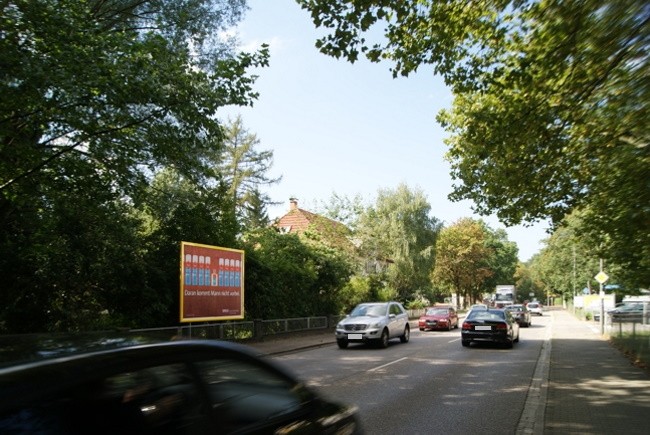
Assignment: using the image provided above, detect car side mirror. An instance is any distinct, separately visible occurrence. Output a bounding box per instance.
[389,314,396,319]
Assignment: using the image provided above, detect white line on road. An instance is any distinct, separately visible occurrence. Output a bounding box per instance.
[368,357,408,372]
[448,338,460,343]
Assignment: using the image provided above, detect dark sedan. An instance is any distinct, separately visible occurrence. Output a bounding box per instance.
[0,335,362,434]
[505,304,532,327]
[461,308,520,348]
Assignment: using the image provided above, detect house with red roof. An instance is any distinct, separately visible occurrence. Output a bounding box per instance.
[274,198,354,253]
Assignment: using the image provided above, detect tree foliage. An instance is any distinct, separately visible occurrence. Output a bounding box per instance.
[479,223,519,295]
[297,0,649,287]
[355,184,441,299]
[0,0,271,332]
[241,227,353,319]
[218,115,281,224]
[431,218,494,307]
[529,209,640,303]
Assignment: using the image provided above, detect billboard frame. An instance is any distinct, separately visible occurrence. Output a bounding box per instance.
[180,241,244,323]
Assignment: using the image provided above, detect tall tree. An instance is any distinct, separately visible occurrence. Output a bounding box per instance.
[0,0,268,332]
[297,0,650,287]
[240,187,271,229]
[480,223,519,297]
[241,227,353,319]
[217,115,281,224]
[356,184,441,299]
[431,218,493,307]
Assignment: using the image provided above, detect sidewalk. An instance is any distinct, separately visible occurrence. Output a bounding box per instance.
[543,309,650,435]
[246,311,650,434]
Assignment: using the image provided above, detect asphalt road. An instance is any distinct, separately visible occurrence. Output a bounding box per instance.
[271,315,551,434]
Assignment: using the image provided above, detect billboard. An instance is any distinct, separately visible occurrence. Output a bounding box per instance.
[180,241,244,322]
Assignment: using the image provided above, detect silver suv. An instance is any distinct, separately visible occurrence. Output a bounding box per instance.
[336,302,410,348]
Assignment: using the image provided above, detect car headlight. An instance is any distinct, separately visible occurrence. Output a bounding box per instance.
[370,322,383,328]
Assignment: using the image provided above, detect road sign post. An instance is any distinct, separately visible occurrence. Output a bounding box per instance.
[594,261,608,335]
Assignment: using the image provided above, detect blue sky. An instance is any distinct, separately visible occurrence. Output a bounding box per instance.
[220,0,550,262]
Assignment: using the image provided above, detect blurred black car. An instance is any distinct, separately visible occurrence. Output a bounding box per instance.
[504,304,532,327]
[461,308,520,348]
[0,334,362,434]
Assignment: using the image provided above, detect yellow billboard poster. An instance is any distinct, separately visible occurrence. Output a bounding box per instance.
[180,241,244,322]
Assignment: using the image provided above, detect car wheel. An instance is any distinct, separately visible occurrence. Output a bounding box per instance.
[515,330,520,343]
[400,324,410,343]
[379,329,389,348]
[337,339,348,349]
[461,340,470,347]
[447,322,452,331]
[419,328,424,331]
[505,339,514,349]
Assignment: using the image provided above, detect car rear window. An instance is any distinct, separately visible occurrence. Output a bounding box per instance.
[468,311,505,321]
[426,309,449,316]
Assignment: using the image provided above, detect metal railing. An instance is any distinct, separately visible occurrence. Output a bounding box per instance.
[131,315,338,342]
[131,310,426,342]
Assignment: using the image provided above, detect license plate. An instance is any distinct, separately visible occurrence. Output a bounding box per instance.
[348,334,362,340]
[475,325,491,331]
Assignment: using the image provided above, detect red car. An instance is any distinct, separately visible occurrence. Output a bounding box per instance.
[419,306,459,331]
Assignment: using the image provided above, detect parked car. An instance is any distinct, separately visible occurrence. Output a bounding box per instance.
[608,303,649,323]
[418,306,459,331]
[0,335,363,434]
[461,308,520,348]
[336,302,410,349]
[505,304,532,327]
[526,302,543,316]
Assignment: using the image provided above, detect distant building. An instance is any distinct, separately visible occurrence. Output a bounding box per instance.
[273,198,391,273]
[273,198,354,253]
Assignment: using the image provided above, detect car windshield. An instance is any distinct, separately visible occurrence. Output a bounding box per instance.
[351,304,387,317]
[507,306,524,312]
[468,310,506,321]
[425,308,449,316]
[528,303,538,307]
[618,304,643,312]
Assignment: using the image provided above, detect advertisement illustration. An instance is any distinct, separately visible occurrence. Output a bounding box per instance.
[180,241,244,322]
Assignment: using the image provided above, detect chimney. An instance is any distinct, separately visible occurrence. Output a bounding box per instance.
[289,197,298,211]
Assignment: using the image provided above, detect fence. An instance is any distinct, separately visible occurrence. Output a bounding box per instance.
[131,310,426,342]
[131,315,340,342]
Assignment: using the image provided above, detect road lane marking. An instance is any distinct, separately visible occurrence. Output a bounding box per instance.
[448,337,460,343]
[368,357,408,372]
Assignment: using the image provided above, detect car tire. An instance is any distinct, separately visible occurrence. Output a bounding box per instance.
[337,339,348,349]
[447,322,452,331]
[461,340,470,347]
[379,329,389,348]
[419,328,424,331]
[505,340,514,349]
[400,325,410,343]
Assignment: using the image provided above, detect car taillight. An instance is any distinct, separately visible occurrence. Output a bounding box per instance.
[495,323,507,330]
[462,322,472,330]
